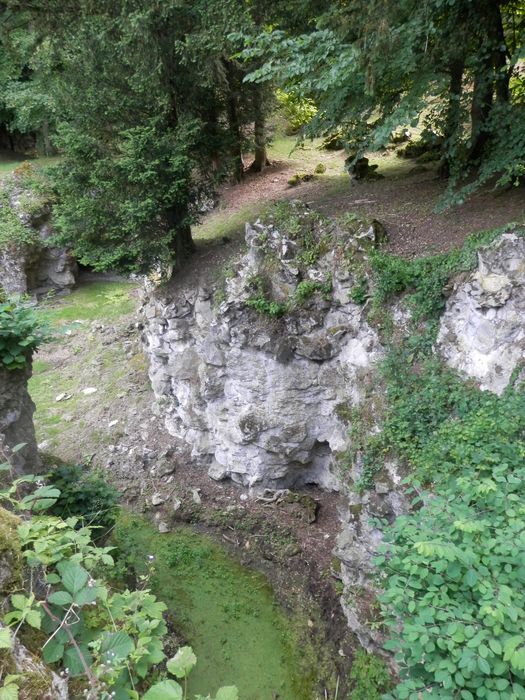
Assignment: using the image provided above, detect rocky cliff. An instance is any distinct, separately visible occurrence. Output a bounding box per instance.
[437,231,525,394]
[0,171,77,297]
[0,363,41,475]
[141,205,525,652]
[142,204,384,491]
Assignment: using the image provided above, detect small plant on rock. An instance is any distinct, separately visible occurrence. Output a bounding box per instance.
[0,300,51,371]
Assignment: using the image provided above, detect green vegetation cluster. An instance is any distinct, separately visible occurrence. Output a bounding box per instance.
[338,225,525,697]
[0,444,237,700]
[243,202,334,318]
[0,300,50,371]
[0,162,56,252]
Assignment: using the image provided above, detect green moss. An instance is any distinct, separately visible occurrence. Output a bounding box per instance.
[0,507,23,595]
[0,194,40,249]
[112,514,317,699]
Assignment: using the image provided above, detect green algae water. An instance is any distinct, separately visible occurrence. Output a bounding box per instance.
[113,515,315,699]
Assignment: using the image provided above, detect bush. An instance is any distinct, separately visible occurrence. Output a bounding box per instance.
[47,463,120,532]
[0,300,51,370]
[378,432,525,698]
[276,89,317,133]
[348,649,392,699]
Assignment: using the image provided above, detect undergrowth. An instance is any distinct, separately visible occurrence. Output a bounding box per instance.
[342,222,525,697]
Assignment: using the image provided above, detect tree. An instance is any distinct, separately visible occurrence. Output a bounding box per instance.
[243,0,525,203]
[6,0,238,273]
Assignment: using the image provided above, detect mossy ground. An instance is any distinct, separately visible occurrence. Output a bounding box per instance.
[113,513,316,699]
[28,281,141,454]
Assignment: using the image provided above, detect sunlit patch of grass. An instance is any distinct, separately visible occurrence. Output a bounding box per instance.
[40,281,136,326]
[0,154,62,177]
[193,203,263,242]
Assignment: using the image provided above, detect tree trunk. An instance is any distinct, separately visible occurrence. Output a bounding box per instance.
[166,205,195,269]
[468,2,510,163]
[224,60,245,182]
[440,55,465,178]
[41,119,52,156]
[468,61,494,163]
[491,3,510,103]
[250,85,271,173]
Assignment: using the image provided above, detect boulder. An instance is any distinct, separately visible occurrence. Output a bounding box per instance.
[437,232,525,394]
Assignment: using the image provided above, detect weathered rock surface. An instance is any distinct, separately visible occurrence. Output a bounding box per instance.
[335,459,409,652]
[438,232,525,394]
[142,207,525,655]
[0,177,77,297]
[0,364,41,475]
[142,205,384,491]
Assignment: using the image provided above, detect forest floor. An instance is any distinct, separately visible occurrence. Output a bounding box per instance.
[196,134,525,257]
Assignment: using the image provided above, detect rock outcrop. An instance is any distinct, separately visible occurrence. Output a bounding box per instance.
[0,173,77,297]
[438,232,525,394]
[335,459,410,652]
[142,208,525,655]
[0,364,41,475]
[142,204,384,491]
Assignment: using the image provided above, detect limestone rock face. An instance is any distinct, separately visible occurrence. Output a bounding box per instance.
[335,460,409,652]
[142,206,384,490]
[0,363,41,475]
[437,233,525,394]
[0,178,77,297]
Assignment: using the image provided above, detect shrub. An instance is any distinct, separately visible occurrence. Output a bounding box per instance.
[47,463,120,532]
[0,194,40,249]
[276,89,317,133]
[0,448,237,700]
[348,649,392,699]
[378,448,525,698]
[0,300,51,370]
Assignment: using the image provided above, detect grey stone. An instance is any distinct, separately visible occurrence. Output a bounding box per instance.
[438,232,525,394]
[141,205,384,491]
[0,363,41,475]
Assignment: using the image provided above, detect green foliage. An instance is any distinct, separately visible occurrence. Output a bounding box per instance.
[275,88,317,133]
[378,398,525,697]
[347,232,525,698]
[0,448,236,700]
[245,292,288,318]
[243,1,525,204]
[0,300,50,370]
[0,197,37,249]
[368,225,521,326]
[294,277,332,304]
[0,166,56,250]
[348,649,392,699]
[349,275,369,305]
[46,463,120,531]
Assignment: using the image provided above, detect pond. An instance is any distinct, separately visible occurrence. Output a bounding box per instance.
[113,515,316,700]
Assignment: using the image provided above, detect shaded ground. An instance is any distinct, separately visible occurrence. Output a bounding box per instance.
[195,137,525,259]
